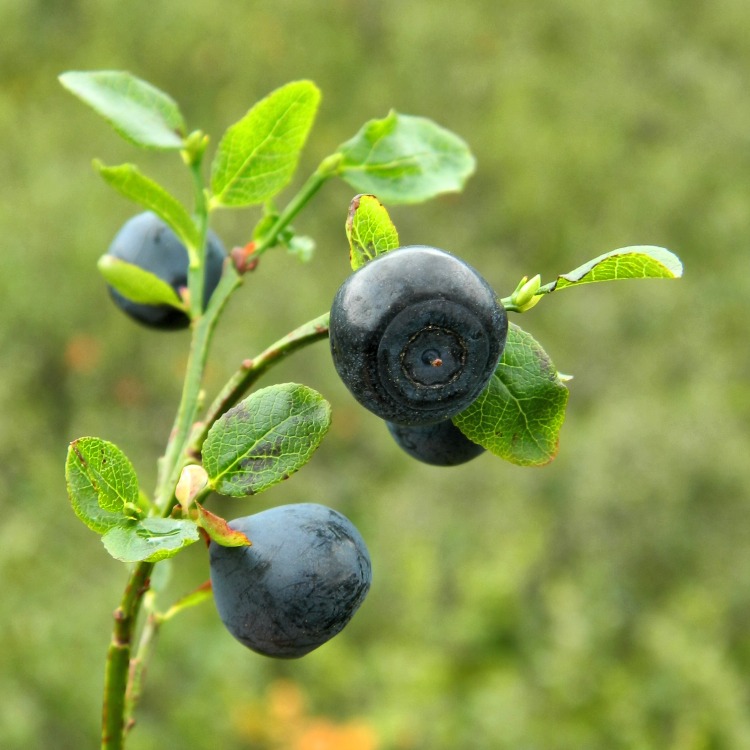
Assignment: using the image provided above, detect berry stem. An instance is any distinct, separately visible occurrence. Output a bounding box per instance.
[193,311,330,450]
[252,155,341,257]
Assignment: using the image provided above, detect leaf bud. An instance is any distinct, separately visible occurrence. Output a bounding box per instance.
[511,273,542,312]
[175,464,209,510]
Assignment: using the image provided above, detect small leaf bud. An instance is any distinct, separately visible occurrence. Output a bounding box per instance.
[175,464,209,510]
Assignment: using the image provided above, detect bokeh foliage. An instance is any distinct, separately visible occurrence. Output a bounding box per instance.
[1,0,749,748]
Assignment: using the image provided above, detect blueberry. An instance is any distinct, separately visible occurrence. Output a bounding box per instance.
[106,211,226,329]
[329,246,507,425]
[209,503,372,659]
[386,419,485,466]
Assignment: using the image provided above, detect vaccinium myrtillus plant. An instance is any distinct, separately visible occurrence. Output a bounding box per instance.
[60,70,683,749]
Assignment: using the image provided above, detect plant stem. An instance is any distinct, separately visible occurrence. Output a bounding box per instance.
[187,165,210,321]
[102,267,241,749]
[253,156,340,257]
[101,561,154,749]
[120,579,215,745]
[192,311,330,451]
[103,307,325,747]
[124,606,161,736]
[155,265,243,512]
[100,153,339,748]
[182,133,210,321]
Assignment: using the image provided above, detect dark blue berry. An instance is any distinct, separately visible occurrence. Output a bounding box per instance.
[387,419,485,466]
[209,503,372,659]
[329,246,507,425]
[106,211,226,330]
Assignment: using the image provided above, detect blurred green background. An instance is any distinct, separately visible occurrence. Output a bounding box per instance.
[2,0,749,748]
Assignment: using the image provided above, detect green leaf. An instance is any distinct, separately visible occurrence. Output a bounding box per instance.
[101,518,200,563]
[545,246,683,292]
[346,194,400,270]
[203,383,332,497]
[97,255,186,309]
[453,324,569,466]
[210,80,321,208]
[95,161,200,249]
[59,70,186,150]
[335,111,475,204]
[65,437,141,533]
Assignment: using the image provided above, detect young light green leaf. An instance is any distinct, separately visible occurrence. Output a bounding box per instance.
[101,518,200,563]
[203,383,332,497]
[346,194,400,270]
[160,581,214,622]
[95,161,200,249]
[453,324,569,466]
[97,255,186,309]
[544,246,683,292]
[284,233,316,263]
[252,207,280,241]
[195,503,251,547]
[250,202,316,260]
[335,111,475,204]
[65,437,141,533]
[210,80,321,208]
[59,70,186,150]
